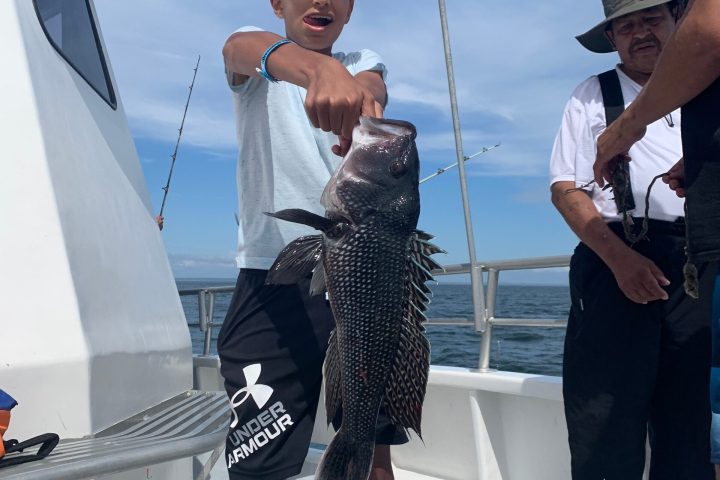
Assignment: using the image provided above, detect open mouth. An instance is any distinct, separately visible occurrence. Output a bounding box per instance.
[303,14,333,28]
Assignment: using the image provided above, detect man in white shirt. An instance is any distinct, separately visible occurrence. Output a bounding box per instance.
[550,0,717,477]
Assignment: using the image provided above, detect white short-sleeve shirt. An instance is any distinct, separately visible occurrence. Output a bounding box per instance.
[549,65,684,222]
[228,27,387,269]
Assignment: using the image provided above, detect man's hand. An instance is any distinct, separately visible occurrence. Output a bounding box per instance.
[609,248,670,304]
[304,59,378,151]
[594,112,647,187]
[662,157,685,198]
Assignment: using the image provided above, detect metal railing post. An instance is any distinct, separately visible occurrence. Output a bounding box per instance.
[198,290,215,357]
[438,0,487,333]
[203,292,215,356]
[203,292,215,357]
[478,268,499,372]
[198,290,207,331]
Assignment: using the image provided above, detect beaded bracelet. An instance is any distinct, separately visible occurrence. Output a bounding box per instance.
[255,39,293,83]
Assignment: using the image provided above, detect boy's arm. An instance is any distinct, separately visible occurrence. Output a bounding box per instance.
[223,31,377,142]
[593,0,720,186]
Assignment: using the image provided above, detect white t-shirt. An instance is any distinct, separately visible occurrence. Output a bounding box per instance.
[549,65,684,222]
[228,27,387,269]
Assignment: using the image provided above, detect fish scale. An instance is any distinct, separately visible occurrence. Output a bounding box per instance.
[326,219,408,441]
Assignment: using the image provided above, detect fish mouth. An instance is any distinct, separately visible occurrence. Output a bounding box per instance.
[354,117,416,145]
[303,13,334,30]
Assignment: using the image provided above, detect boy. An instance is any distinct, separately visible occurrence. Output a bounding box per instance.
[218,1,406,479]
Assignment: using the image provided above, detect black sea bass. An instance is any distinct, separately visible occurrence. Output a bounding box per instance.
[266,117,442,480]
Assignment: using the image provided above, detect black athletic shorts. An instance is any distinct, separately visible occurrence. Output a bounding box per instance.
[217,269,408,480]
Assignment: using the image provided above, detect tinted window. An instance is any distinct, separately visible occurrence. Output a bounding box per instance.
[34,0,116,108]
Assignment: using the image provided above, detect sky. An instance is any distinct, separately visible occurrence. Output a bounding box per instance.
[92,0,617,284]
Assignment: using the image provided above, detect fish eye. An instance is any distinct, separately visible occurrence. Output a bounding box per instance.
[389,160,407,178]
[325,221,350,240]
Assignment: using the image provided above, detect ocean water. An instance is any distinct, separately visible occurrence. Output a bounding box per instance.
[178,279,570,377]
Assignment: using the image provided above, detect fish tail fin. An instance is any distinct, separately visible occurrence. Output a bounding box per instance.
[316,431,374,480]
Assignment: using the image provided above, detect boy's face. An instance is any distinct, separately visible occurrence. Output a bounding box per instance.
[271,0,354,54]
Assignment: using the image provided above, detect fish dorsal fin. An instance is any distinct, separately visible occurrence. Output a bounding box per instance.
[323,329,342,425]
[383,231,444,438]
[265,235,323,285]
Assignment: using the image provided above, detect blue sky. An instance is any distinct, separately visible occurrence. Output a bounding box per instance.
[93,0,616,284]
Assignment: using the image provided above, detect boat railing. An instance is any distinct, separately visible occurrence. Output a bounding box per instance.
[179,254,571,371]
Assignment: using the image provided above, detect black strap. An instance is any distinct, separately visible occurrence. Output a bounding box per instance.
[598,69,636,211]
[0,433,59,468]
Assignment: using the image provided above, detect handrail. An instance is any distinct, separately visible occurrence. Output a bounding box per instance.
[178,255,572,367]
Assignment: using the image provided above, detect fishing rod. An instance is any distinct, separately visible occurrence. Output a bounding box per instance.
[159,55,201,220]
[420,143,501,184]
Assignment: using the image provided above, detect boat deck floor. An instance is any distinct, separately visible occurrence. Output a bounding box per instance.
[289,448,443,480]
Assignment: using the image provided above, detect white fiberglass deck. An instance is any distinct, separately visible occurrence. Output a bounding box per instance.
[296,366,570,480]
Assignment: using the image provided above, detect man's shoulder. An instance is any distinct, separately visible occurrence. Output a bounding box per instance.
[568,73,604,104]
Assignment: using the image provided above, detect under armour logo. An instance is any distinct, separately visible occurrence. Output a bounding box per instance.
[229,364,274,428]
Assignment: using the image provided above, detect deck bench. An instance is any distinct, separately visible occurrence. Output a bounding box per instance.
[2,390,229,480]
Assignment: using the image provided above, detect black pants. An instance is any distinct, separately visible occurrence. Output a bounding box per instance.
[564,221,717,480]
[217,269,407,480]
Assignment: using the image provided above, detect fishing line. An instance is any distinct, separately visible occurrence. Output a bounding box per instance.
[419,143,501,184]
[563,170,671,245]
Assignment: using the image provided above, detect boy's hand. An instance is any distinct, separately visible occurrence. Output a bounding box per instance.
[332,101,384,157]
[304,59,378,152]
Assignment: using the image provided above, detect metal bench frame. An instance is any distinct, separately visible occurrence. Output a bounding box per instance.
[3,390,229,480]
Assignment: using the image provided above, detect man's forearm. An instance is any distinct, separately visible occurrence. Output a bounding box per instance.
[626,0,720,126]
[551,182,630,270]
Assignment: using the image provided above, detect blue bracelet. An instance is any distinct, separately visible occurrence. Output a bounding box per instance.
[256,39,293,83]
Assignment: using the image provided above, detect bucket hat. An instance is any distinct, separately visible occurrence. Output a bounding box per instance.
[576,0,673,53]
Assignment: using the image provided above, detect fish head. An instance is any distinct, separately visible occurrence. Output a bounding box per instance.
[321,117,420,232]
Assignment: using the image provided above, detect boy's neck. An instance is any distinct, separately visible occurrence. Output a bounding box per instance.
[287,34,334,56]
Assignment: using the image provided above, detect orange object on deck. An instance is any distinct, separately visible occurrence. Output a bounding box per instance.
[0,410,10,458]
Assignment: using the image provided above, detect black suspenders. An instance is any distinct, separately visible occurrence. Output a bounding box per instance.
[598,69,636,211]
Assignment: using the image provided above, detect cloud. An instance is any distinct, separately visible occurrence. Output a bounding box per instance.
[95,0,613,178]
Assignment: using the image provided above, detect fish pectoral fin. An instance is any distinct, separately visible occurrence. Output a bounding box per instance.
[265,209,335,232]
[310,264,327,296]
[266,235,323,285]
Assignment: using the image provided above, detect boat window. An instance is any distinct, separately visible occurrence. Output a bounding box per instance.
[34,0,117,108]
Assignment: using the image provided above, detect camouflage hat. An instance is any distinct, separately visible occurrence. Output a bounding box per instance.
[576,0,673,53]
